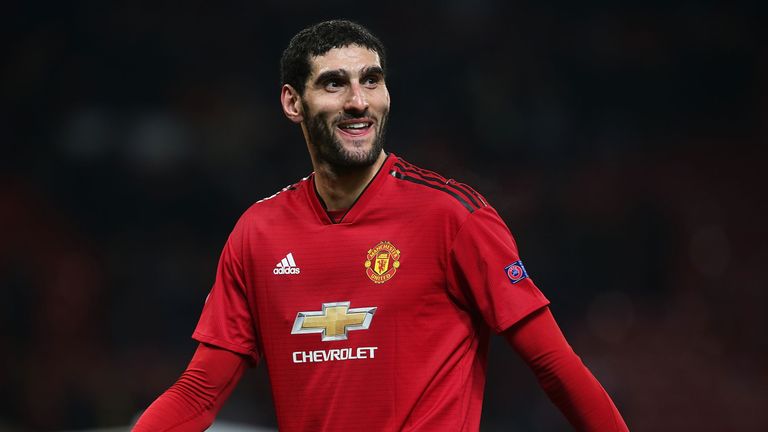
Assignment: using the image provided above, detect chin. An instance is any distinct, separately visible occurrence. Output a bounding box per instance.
[332,145,381,168]
[336,136,378,157]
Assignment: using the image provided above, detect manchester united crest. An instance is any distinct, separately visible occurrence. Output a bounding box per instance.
[364,241,401,284]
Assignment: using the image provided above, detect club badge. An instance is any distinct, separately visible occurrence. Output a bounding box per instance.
[365,241,401,284]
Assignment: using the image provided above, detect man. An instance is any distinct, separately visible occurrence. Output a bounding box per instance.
[134,20,629,431]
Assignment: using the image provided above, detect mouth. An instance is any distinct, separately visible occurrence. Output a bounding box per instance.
[336,118,374,138]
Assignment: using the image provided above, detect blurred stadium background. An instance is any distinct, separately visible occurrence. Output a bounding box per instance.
[2,0,765,431]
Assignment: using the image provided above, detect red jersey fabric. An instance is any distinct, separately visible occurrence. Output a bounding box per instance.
[193,153,550,431]
[132,344,246,432]
[505,308,629,431]
[133,308,628,431]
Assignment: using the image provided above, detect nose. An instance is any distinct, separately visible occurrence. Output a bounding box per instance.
[344,83,369,113]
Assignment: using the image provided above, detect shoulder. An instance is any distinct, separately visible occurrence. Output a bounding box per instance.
[236,175,310,227]
[389,155,489,215]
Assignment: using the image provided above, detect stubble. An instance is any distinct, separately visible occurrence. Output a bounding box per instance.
[303,103,388,170]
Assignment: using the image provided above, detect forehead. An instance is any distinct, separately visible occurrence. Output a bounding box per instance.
[309,45,382,76]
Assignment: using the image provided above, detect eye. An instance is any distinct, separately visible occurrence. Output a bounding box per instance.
[362,75,381,88]
[324,79,344,92]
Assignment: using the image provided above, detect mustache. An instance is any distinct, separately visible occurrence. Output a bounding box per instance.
[332,112,378,123]
[333,107,389,124]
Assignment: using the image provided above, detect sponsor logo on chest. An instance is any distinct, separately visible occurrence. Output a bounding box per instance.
[290,301,378,364]
[291,301,376,341]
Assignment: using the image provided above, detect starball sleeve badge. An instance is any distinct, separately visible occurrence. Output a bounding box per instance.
[364,241,401,284]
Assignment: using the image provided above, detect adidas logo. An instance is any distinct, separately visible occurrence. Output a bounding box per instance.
[273,252,301,275]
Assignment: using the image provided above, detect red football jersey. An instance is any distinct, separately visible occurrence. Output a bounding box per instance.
[193,154,549,431]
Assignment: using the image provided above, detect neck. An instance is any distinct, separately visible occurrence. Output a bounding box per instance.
[311,150,387,211]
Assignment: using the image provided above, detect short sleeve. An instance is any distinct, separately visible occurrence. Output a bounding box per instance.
[446,206,550,333]
[193,223,260,364]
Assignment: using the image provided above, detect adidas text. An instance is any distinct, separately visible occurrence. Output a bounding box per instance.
[274,267,301,275]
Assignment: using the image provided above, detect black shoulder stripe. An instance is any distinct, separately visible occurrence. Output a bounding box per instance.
[394,163,481,208]
[451,180,488,207]
[397,160,488,206]
[393,162,485,209]
[445,179,486,208]
[390,170,476,213]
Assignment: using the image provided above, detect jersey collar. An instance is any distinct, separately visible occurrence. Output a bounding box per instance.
[306,153,397,225]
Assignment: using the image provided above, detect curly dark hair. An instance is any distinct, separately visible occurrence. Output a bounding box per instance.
[280,20,386,95]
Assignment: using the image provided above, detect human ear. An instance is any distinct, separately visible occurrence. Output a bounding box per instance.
[281,84,303,124]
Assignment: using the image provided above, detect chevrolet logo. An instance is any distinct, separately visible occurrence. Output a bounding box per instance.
[291,301,377,342]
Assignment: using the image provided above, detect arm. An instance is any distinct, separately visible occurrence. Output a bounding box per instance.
[132,343,248,432]
[504,307,629,431]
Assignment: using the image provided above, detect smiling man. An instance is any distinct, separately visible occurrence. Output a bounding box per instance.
[294,46,388,165]
[283,41,391,213]
[133,20,629,431]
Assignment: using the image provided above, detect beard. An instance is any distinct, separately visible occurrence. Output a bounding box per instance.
[303,102,388,170]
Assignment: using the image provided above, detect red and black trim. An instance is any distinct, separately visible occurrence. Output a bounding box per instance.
[390,158,488,213]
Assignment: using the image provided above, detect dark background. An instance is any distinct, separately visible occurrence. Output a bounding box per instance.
[2,1,765,431]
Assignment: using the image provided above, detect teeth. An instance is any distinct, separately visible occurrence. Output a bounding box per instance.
[340,123,369,129]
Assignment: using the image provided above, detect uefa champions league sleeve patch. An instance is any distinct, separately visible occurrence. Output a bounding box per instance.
[504,260,529,284]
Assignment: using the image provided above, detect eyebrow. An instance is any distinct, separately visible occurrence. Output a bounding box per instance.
[314,69,349,85]
[361,66,385,78]
[313,66,385,85]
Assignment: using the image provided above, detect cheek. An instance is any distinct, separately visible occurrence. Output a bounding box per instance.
[303,94,343,115]
[372,90,391,112]
[305,105,339,125]
[315,102,345,120]
[311,110,343,130]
